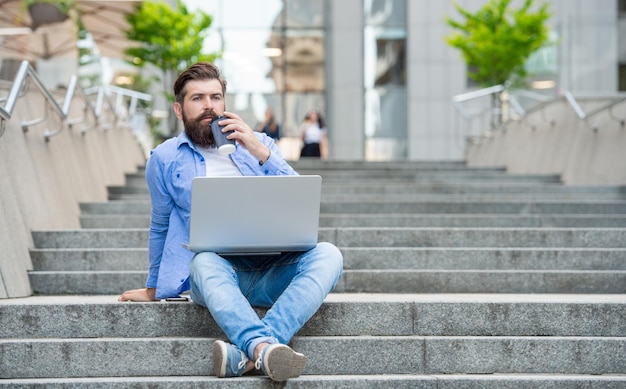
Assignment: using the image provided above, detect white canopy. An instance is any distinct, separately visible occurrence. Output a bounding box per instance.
[0,0,142,61]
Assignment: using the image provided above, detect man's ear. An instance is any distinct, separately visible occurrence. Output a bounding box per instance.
[173,102,183,120]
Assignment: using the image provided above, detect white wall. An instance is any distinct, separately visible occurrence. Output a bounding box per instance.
[407,0,469,160]
[396,0,618,161]
[326,0,365,160]
[0,85,146,298]
[466,97,626,185]
[552,0,618,92]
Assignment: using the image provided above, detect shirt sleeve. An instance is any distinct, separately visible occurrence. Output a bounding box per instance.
[256,133,298,176]
[144,150,175,289]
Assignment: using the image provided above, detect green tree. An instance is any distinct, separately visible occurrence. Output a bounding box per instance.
[445,0,551,88]
[124,0,217,134]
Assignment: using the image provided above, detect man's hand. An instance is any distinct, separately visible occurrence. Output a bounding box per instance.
[220,111,270,162]
[118,287,157,302]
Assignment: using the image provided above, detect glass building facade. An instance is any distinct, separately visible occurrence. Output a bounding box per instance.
[185,0,327,159]
[182,0,622,161]
[185,0,409,160]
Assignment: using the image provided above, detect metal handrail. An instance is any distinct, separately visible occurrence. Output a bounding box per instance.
[558,90,626,131]
[0,60,67,140]
[452,84,626,139]
[63,75,99,133]
[507,89,553,119]
[84,84,153,130]
[0,60,153,141]
[451,84,520,143]
[561,90,586,119]
[452,84,505,104]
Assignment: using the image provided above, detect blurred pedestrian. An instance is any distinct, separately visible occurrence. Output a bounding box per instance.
[299,109,328,159]
[258,106,281,141]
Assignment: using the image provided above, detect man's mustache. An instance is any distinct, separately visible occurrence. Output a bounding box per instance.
[196,110,218,122]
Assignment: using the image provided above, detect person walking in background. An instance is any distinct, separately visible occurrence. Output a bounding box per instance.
[258,106,281,141]
[299,109,328,159]
[117,62,343,382]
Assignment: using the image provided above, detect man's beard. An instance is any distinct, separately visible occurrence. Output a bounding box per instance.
[183,109,218,148]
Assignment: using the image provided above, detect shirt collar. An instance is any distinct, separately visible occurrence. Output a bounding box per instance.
[176,131,198,152]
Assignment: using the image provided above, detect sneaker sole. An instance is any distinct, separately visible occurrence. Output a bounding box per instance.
[263,344,306,382]
[212,340,228,378]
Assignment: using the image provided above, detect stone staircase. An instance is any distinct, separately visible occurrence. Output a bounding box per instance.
[1,160,625,387]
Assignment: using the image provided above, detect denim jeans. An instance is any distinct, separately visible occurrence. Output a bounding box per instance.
[189,242,343,360]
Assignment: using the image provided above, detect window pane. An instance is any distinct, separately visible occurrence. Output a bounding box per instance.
[284,92,325,136]
[364,0,407,161]
[215,29,281,94]
[364,26,406,87]
[364,0,406,27]
[364,86,407,160]
[283,30,325,92]
[185,0,327,156]
[286,0,324,28]
[188,0,283,28]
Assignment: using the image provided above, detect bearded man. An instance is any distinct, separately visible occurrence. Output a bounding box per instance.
[117,62,343,382]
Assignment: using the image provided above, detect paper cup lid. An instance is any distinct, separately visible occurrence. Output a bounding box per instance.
[218,144,236,155]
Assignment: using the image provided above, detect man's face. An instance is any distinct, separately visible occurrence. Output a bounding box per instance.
[175,79,225,148]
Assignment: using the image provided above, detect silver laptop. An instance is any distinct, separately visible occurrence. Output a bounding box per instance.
[186,175,322,255]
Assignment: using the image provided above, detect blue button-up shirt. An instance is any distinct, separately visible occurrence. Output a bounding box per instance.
[145,131,297,299]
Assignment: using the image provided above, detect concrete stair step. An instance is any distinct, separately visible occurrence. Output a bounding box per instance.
[321,200,626,214]
[320,193,626,201]
[27,269,626,294]
[28,270,146,294]
[110,180,626,196]
[322,214,626,227]
[1,295,624,379]
[129,160,508,172]
[108,194,626,203]
[334,269,626,293]
[128,163,506,176]
[31,228,626,249]
[79,200,626,215]
[110,194,626,202]
[2,294,624,338]
[30,248,148,271]
[7,160,626,385]
[122,173,561,187]
[343,247,626,270]
[2,374,625,388]
[29,247,626,271]
[79,213,626,228]
[108,189,626,201]
[124,164,551,176]
[287,160,474,170]
[295,170,563,181]
[316,183,626,196]
[0,335,623,378]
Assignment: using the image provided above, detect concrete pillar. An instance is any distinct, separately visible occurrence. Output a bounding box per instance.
[326,0,364,160]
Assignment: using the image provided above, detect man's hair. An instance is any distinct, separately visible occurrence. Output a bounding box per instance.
[173,62,227,104]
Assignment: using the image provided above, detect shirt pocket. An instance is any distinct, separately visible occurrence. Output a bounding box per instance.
[169,167,194,213]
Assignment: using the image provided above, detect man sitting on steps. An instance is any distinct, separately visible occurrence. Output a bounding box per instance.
[117,62,343,382]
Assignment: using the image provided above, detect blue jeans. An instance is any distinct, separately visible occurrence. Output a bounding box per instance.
[189,242,343,360]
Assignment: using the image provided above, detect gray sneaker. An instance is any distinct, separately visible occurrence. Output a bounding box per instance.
[254,344,306,382]
[212,340,249,378]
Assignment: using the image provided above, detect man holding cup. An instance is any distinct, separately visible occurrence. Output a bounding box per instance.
[117,62,343,382]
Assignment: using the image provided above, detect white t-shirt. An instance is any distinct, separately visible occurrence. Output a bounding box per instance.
[302,123,326,144]
[196,146,243,177]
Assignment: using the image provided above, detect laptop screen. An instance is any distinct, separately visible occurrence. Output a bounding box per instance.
[187,175,322,254]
